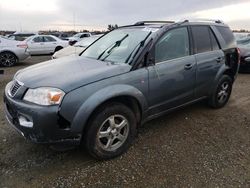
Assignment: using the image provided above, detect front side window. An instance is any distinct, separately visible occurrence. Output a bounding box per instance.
[81,28,153,64]
[155,27,190,63]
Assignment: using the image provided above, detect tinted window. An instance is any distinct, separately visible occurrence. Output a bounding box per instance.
[33,37,43,43]
[192,26,212,53]
[80,34,90,38]
[44,36,56,42]
[155,27,190,63]
[209,29,220,50]
[216,26,235,48]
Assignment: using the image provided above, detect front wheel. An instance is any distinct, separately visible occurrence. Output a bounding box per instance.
[0,52,18,67]
[208,75,233,108]
[84,103,137,160]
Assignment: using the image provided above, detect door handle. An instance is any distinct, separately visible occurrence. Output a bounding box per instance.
[184,64,193,70]
[216,57,223,63]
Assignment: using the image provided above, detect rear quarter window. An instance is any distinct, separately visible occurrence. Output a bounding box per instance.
[215,26,236,49]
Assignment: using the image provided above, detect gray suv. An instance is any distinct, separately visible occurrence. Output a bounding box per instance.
[4,20,240,159]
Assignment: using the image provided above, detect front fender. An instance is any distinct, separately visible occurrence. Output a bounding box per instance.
[70,84,148,133]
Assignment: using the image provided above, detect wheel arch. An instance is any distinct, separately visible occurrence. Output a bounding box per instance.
[209,64,234,96]
[70,84,148,134]
[0,50,19,61]
[55,46,63,52]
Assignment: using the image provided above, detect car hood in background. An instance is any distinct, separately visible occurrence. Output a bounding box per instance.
[53,46,85,59]
[15,56,131,92]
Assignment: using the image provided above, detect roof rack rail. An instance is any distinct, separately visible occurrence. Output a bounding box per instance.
[184,19,224,24]
[134,21,175,26]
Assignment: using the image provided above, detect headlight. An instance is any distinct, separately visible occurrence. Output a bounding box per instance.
[23,87,65,106]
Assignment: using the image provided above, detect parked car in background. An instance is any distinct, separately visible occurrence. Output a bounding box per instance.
[0,36,30,67]
[235,35,250,72]
[68,32,92,45]
[237,36,250,48]
[238,47,250,72]
[25,35,68,55]
[234,32,250,41]
[51,32,70,41]
[8,32,36,41]
[4,20,239,159]
[52,34,103,59]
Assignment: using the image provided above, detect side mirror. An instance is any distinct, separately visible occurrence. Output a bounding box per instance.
[245,57,250,62]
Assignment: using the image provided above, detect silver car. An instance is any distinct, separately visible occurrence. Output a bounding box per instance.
[0,37,30,67]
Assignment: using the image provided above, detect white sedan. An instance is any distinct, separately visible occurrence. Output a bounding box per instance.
[52,35,103,59]
[25,35,68,55]
[0,36,30,67]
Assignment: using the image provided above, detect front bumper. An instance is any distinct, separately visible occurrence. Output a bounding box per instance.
[3,83,81,145]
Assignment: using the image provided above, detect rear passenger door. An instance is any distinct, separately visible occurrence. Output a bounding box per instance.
[191,25,224,98]
[29,36,45,55]
[43,36,57,53]
[147,27,197,114]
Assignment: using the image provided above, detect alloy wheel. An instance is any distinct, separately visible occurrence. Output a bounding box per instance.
[97,115,129,151]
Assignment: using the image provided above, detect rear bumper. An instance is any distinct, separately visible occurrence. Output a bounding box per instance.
[17,50,30,61]
[3,83,81,145]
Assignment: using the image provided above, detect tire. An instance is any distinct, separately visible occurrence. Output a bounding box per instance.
[208,75,233,108]
[54,46,63,53]
[0,52,18,67]
[84,102,137,160]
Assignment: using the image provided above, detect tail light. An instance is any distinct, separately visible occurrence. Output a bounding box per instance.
[17,43,28,49]
[237,48,241,64]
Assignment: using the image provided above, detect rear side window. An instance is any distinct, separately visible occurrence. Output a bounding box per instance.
[192,26,221,53]
[210,29,220,50]
[44,36,56,42]
[191,26,211,53]
[216,26,235,48]
[33,37,43,43]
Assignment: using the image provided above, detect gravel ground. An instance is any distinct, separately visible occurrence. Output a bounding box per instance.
[0,56,249,188]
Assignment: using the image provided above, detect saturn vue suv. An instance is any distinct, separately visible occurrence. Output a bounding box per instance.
[4,20,240,159]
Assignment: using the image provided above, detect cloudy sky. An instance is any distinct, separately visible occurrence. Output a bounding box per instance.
[0,0,250,31]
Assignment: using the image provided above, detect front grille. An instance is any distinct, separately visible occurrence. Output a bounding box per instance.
[9,80,23,97]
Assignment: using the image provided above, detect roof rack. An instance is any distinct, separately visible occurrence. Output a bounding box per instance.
[184,19,224,24]
[134,21,175,26]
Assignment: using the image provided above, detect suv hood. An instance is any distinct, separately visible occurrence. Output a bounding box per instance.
[15,56,131,92]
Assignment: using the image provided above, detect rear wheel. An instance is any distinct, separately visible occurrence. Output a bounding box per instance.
[84,103,137,160]
[208,75,233,108]
[0,52,18,67]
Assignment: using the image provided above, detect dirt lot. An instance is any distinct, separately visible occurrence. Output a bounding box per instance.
[0,56,249,188]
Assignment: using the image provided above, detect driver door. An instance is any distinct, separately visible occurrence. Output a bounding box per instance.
[147,27,197,115]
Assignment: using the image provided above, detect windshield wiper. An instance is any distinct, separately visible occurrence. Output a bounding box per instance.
[97,34,129,60]
[125,31,152,64]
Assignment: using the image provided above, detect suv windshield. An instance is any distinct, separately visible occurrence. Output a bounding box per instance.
[81,28,153,64]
